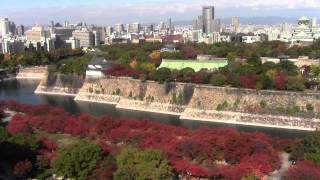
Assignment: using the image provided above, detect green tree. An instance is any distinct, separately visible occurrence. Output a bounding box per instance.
[227,52,237,61]
[302,131,320,164]
[114,147,173,180]
[154,67,172,83]
[53,140,103,180]
[210,74,226,86]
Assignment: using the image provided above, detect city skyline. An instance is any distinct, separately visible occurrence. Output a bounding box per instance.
[1,0,320,25]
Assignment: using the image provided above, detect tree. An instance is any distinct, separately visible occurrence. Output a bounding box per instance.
[180,67,195,82]
[210,74,226,86]
[149,50,162,65]
[227,52,237,61]
[285,77,305,91]
[114,147,173,180]
[53,140,103,180]
[284,161,320,180]
[154,67,172,83]
[301,131,320,164]
[14,160,33,179]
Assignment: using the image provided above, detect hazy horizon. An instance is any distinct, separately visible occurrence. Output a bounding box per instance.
[1,0,320,25]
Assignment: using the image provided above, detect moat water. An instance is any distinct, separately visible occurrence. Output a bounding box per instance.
[0,79,309,138]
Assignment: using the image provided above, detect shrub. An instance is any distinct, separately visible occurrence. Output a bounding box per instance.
[53,141,103,180]
[154,67,172,83]
[114,147,173,180]
[210,74,226,86]
[306,103,314,112]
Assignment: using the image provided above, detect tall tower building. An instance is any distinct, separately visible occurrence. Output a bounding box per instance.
[312,18,317,28]
[231,17,239,33]
[0,18,10,37]
[213,19,221,32]
[202,6,215,34]
[114,24,124,33]
[167,18,174,34]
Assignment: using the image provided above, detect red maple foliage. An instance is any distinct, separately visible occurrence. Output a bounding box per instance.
[106,64,143,78]
[2,101,283,179]
[6,114,32,135]
[284,161,320,180]
[239,75,259,89]
[275,71,288,90]
[14,160,32,177]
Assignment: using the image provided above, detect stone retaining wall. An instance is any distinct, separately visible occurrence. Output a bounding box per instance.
[64,76,320,130]
[35,73,84,96]
[16,66,47,79]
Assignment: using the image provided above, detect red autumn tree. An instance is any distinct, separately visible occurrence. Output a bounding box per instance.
[239,75,259,89]
[275,71,288,90]
[284,161,320,180]
[6,114,32,135]
[14,160,33,178]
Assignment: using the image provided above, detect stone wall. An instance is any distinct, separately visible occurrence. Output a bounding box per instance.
[16,66,47,79]
[75,76,320,130]
[75,77,194,114]
[35,73,84,96]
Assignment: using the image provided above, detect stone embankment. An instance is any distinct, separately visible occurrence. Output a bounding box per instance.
[54,76,320,130]
[16,66,47,80]
[35,73,84,96]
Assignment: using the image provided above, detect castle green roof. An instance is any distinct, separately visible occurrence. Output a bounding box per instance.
[159,59,228,72]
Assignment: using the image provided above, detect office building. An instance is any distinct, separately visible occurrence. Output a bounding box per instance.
[0,18,10,37]
[66,37,80,49]
[213,19,221,32]
[312,18,317,28]
[1,38,25,54]
[72,28,94,48]
[105,26,113,36]
[26,26,48,41]
[202,6,215,34]
[115,24,124,33]
[9,21,16,35]
[17,25,25,36]
[231,17,239,33]
[131,22,141,33]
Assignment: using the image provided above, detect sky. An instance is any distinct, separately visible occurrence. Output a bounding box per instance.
[1,0,320,25]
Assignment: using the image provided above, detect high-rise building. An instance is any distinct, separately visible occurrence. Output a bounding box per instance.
[131,22,141,33]
[26,26,48,41]
[312,18,317,28]
[66,37,80,49]
[167,18,174,34]
[64,21,70,27]
[72,28,94,48]
[231,17,239,33]
[202,6,215,34]
[17,25,25,36]
[281,23,292,33]
[9,21,16,35]
[93,30,101,46]
[213,19,221,32]
[0,18,10,37]
[105,26,114,36]
[114,24,124,33]
[2,38,25,54]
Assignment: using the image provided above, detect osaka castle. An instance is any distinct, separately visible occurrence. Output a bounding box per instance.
[290,16,320,45]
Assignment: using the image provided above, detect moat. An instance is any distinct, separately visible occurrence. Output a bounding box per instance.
[0,79,309,138]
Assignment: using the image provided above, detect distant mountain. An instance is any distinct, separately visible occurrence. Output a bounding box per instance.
[173,16,302,26]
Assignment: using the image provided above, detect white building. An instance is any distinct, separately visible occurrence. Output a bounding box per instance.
[1,38,25,54]
[0,18,10,38]
[66,37,80,49]
[86,57,111,77]
[242,35,261,43]
[72,28,94,48]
